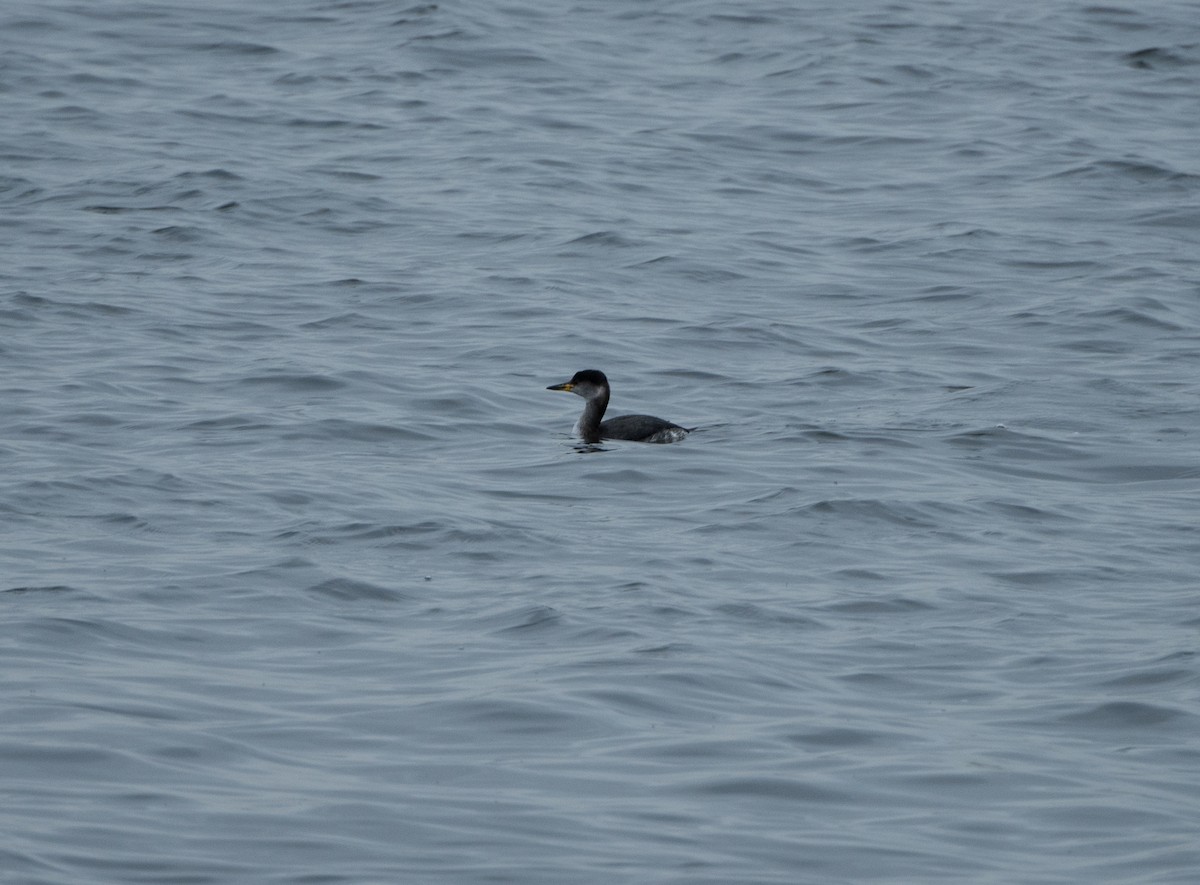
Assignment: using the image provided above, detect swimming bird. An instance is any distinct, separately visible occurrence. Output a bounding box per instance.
[546,369,690,444]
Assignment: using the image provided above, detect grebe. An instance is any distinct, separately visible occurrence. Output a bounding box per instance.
[547,369,690,444]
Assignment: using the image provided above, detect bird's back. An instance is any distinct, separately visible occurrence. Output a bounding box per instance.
[600,414,689,444]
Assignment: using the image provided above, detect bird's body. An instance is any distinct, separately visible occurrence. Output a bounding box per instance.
[546,369,690,444]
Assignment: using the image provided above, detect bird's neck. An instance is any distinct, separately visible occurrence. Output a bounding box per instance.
[578,392,609,443]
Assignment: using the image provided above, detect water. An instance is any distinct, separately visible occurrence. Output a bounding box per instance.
[3,1,1199,882]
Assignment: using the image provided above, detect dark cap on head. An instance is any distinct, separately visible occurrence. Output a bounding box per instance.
[568,369,607,386]
[547,369,609,392]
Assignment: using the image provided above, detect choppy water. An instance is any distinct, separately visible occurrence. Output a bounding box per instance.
[3,1,1200,882]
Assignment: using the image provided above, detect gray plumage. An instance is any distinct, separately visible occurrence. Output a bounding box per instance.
[546,369,690,444]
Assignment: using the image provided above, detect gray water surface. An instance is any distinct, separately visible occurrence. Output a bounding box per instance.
[3,1,1199,883]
